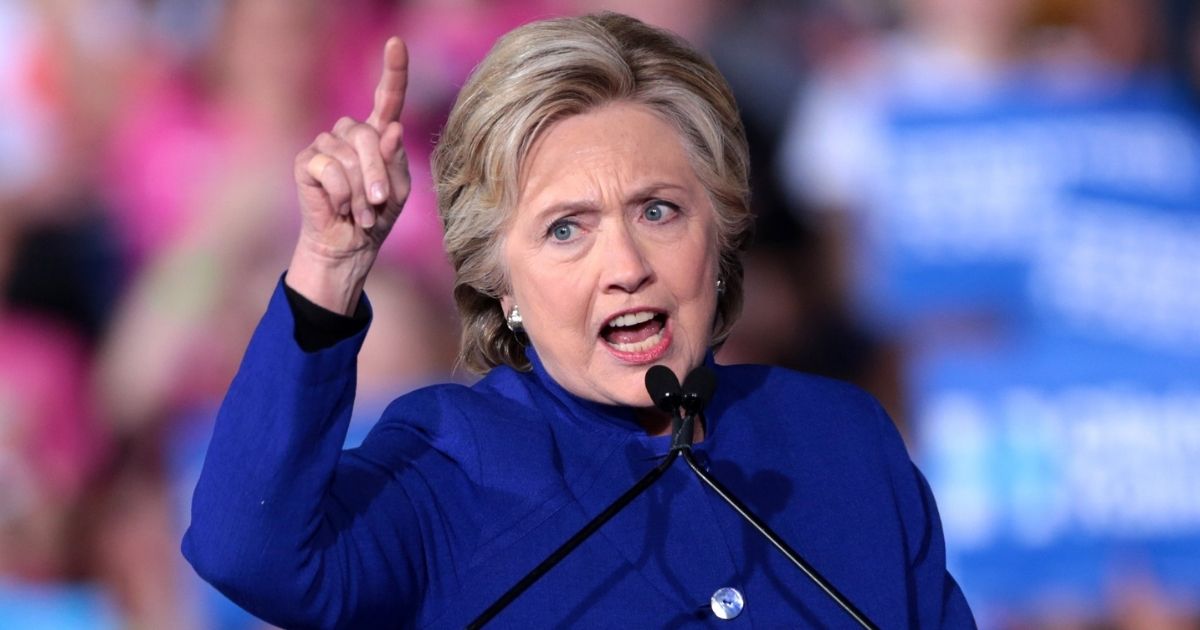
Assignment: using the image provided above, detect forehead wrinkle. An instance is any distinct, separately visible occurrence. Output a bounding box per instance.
[525,154,694,222]
[518,106,697,213]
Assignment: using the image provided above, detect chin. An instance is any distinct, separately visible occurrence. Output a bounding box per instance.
[606,359,692,408]
[600,378,656,409]
[622,390,656,409]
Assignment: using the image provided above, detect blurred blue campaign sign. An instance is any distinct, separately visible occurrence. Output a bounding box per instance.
[909,185,1200,619]
[1028,187,1200,358]
[911,337,1200,620]
[853,75,1200,330]
[0,582,121,630]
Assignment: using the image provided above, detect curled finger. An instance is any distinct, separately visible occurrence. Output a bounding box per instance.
[304,153,352,216]
[315,133,374,228]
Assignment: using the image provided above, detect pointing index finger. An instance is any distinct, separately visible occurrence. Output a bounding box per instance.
[367,37,408,129]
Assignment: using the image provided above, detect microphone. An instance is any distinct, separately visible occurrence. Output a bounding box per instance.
[644,365,682,413]
[657,365,716,452]
[644,364,714,416]
[681,365,716,416]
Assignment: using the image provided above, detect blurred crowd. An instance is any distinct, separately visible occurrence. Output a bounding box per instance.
[2,0,1199,628]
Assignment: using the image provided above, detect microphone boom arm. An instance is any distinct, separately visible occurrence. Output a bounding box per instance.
[679,448,877,629]
[466,449,681,629]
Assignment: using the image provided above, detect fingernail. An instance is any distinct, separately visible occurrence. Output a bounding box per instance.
[370,182,386,203]
[361,211,375,228]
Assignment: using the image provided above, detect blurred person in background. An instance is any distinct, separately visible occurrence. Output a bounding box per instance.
[1166,0,1200,109]
[0,0,132,627]
[89,1,331,626]
[96,0,326,434]
[1027,0,1166,81]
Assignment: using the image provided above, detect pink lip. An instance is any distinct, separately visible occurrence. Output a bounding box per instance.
[599,313,672,364]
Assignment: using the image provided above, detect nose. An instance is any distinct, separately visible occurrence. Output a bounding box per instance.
[602,222,654,294]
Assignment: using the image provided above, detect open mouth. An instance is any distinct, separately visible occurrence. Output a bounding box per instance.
[601,310,669,355]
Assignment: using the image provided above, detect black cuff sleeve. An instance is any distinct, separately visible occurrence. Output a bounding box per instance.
[283,281,370,352]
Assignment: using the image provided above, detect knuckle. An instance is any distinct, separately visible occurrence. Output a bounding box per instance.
[315,132,336,147]
[331,144,358,166]
[349,123,378,144]
[304,153,326,172]
[368,163,388,180]
[326,172,349,195]
[316,160,340,183]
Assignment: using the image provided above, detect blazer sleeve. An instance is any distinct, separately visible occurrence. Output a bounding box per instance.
[181,279,429,629]
[874,402,978,629]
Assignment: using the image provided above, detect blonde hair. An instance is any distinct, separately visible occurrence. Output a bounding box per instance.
[432,12,753,374]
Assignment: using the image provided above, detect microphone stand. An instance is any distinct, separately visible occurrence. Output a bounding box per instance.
[467,396,878,629]
[466,449,680,629]
[675,445,876,629]
[670,407,876,629]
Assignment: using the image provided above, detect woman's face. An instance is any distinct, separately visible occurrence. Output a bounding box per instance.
[502,102,720,408]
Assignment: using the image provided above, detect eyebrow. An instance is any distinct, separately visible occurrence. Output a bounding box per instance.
[531,182,691,224]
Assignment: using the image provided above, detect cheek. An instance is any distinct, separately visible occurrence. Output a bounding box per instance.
[684,236,720,297]
[521,267,596,335]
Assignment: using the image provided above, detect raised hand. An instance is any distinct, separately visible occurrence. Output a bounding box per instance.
[288,37,411,315]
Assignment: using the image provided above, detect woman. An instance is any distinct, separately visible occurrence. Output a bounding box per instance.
[184,12,975,628]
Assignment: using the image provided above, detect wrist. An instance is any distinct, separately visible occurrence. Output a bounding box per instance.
[286,243,375,316]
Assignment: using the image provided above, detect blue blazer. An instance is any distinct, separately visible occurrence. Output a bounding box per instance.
[183,282,975,628]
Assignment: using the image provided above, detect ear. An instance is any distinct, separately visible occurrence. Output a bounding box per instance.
[499,294,514,317]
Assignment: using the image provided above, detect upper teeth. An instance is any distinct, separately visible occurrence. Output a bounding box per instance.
[608,311,656,328]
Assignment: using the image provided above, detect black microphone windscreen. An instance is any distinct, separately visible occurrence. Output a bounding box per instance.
[681,365,717,411]
[645,365,682,412]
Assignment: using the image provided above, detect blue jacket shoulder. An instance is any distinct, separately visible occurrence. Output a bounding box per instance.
[715,363,892,431]
[353,367,558,487]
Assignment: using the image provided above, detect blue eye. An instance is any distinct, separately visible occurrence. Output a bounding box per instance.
[643,201,677,222]
[549,221,577,241]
